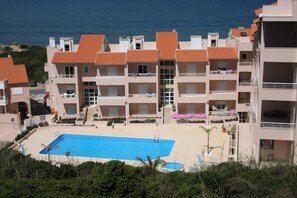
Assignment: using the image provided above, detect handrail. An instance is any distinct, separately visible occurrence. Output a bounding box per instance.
[239,62,252,66]
[56,74,75,78]
[60,93,76,98]
[179,73,206,77]
[238,82,252,86]
[0,96,6,100]
[179,94,206,97]
[128,73,156,77]
[209,90,236,94]
[263,82,297,89]
[260,122,295,128]
[96,75,125,79]
[209,70,237,74]
[129,93,156,98]
[98,96,125,99]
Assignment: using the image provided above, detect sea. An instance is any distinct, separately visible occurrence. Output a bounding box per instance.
[0,0,275,46]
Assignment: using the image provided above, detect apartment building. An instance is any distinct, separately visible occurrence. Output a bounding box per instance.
[45,29,255,124]
[251,0,297,162]
[0,57,30,142]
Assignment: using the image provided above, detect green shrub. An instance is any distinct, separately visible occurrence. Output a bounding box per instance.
[15,124,38,141]
[210,120,224,123]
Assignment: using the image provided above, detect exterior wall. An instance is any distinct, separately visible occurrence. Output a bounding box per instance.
[178,103,205,114]
[0,113,22,142]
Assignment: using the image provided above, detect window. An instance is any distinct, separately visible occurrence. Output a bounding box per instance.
[240,32,247,37]
[138,65,147,74]
[160,61,164,66]
[65,66,74,77]
[84,66,89,73]
[65,44,70,51]
[160,60,175,66]
[11,87,24,95]
[260,140,274,149]
[211,39,216,47]
[83,82,96,86]
[160,69,174,85]
[160,88,174,105]
[238,112,248,123]
[136,43,141,49]
[241,53,247,61]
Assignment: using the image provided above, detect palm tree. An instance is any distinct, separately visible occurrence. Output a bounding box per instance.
[198,126,218,154]
[136,156,165,176]
[41,144,59,163]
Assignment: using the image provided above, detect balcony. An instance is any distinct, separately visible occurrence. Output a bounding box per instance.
[128,93,157,103]
[262,82,297,101]
[127,73,157,82]
[0,96,8,106]
[176,94,207,103]
[208,90,236,100]
[0,81,7,89]
[209,70,237,80]
[97,96,126,105]
[54,74,76,84]
[176,73,207,82]
[238,62,252,72]
[237,103,250,112]
[96,75,125,85]
[60,93,77,103]
[260,122,295,129]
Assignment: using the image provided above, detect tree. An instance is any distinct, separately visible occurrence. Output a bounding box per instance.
[41,144,59,163]
[198,126,218,154]
[136,156,165,176]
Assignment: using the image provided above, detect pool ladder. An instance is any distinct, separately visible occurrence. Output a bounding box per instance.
[54,131,61,138]
[154,134,160,143]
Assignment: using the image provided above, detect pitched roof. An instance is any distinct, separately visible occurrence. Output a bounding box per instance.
[76,35,105,63]
[52,34,105,64]
[0,57,28,84]
[176,50,208,62]
[253,18,260,24]
[156,32,178,60]
[207,47,238,59]
[230,28,253,38]
[126,50,158,63]
[95,52,126,65]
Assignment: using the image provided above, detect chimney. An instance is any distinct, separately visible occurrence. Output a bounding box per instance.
[132,36,144,50]
[119,36,131,52]
[208,33,219,47]
[59,37,74,52]
[191,35,202,49]
[49,37,56,47]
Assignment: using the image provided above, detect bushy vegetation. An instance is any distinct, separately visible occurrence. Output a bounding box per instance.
[0,45,47,82]
[15,125,39,141]
[1,148,297,197]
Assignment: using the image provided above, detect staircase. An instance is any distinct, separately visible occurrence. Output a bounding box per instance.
[84,106,95,125]
[163,105,174,124]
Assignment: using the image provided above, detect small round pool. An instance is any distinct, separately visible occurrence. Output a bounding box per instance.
[162,162,184,171]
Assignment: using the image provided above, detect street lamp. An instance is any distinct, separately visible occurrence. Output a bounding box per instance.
[11,118,15,142]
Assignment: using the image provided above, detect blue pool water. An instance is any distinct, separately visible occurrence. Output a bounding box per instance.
[162,162,184,171]
[40,134,175,161]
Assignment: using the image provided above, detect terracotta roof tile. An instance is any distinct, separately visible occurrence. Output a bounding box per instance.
[52,52,77,63]
[176,50,208,62]
[95,53,126,65]
[0,57,28,84]
[156,32,178,60]
[207,47,238,59]
[76,35,105,63]
[230,28,253,38]
[126,50,158,63]
[253,18,260,24]
[52,34,105,64]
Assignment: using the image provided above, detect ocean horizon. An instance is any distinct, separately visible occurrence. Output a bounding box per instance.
[0,0,274,46]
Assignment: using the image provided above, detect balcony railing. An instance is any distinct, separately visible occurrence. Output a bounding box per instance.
[260,122,295,129]
[239,62,252,66]
[60,93,76,98]
[56,74,75,78]
[179,73,206,77]
[209,90,236,94]
[209,70,237,74]
[129,93,156,98]
[238,102,250,106]
[96,75,125,80]
[0,96,6,100]
[128,73,156,77]
[238,82,252,86]
[98,96,125,99]
[179,94,206,97]
[262,82,297,89]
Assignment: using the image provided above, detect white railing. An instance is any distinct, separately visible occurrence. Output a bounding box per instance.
[209,90,236,94]
[239,62,252,66]
[179,73,206,77]
[56,74,75,78]
[239,82,252,86]
[129,93,156,98]
[179,94,206,97]
[98,96,125,99]
[96,75,125,80]
[209,70,237,74]
[0,96,6,100]
[60,93,76,98]
[128,73,156,77]
[262,82,297,89]
[260,122,295,129]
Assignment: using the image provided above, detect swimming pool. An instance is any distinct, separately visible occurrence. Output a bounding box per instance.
[162,162,184,171]
[40,134,175,161]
